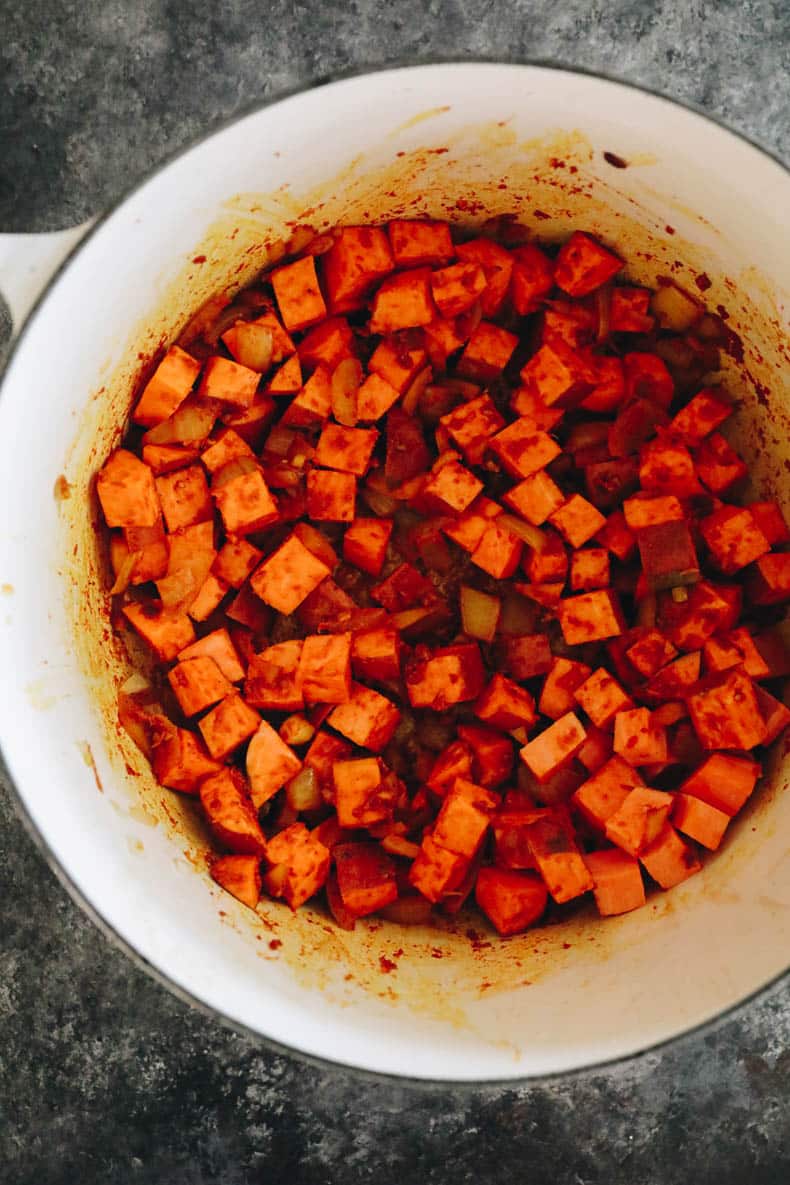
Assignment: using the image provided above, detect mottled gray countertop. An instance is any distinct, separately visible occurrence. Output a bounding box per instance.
[2,2,790,1182]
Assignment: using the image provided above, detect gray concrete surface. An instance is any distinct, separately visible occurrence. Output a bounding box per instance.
[2,2,790,1181]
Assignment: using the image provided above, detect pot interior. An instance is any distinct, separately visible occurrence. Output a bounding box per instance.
[2,65,789,1080]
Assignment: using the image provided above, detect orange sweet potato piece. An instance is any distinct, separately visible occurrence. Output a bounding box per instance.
[419,458,483,515]
[672,793,730,850]
[687,667,767,751]
[333,757,393,828]
[430,260,487,317]
[369,267,437,334]
[155,464,212,532]
[558,589,624,646]
[457,322,518,382]
[490,418,561,479]
[604,786,673,856]
[457,726,513,789]
[583,849,645,916]
[623,352,674,408]
[198,355,260,409]
[700,506,770,573]
[549,495,606,548]
[266,353,303,395]
[520,340,597,409]
[475,867,548,935]
[669,387,733,444]
[211,539,262,590]
[199,768,267,855]
[168,655,233,717]
[306,469,356,522]
[525,811,594,903]
[475,673,536,731]
[596,510,636,562]
[471,520,522,579]
[520,713,587,783]
[504,470,564,526]
[151,726,222,792]
[97,449,161,528]
[298,633,352,704]
[409,834,468,904]
[298,316,355,371]
[200,428,255,475]
[569,548,610,592]
[388,219,454,267]
[210,854,262,909]
[195,687,258,760]
[610,286,654,333]
[133,346,202,426]
[581,356,626,414]
[213,468,279,535]
[626,629,677,678]
[539,658,593,720]
[245,719,302,810]
[748,501,790,546]
[355,372,400,422]
[640,823,701,888]
[351,627,402,683]
[328,682,401,752]
[266,823,331,909]
[571,755,643,829]
[179,628,245,683]
[336,842,398,915]
[746,553,790,605]
[244,640,304,712]
[122,601,196,661]
[509,243,554,314]
[405,643,486,710]
[142,444,202,475]
[695,431,747,493]
[678,752,761,816]
[250,534,331,614]
[756,685,790,744]
[554,231,622,296]
[574,667,633,729]
[315,423,378,476]
[426,740,474,795]
[368,339,428,394]
[456,238,513,316]
[271,255,327,331]
[323,226,394,312]
[343,517,393,577]
[439,393,505,465]
[613,707,668,766]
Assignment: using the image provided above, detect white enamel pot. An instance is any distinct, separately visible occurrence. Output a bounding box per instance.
[1,64,789,1083]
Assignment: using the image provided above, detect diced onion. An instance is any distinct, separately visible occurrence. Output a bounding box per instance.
[401,365,433,415]
[231,324,274,373]
[379,895,434,925]
[285,767,322,813]
[331,358,363,426]
[460,585,501,643]
[498,514,547,550]
[651,283,702,331]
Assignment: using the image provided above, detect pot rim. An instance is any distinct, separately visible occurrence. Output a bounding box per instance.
[1,59,788,1089]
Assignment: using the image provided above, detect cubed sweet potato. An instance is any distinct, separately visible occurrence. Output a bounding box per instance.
[298,633,352,704]
[613,707,668,766]
[368,339,428,394]
[156,464,213,532]
[695,431,747,493]
[331,758,388,828]
[168,656,233,717]
[554,231,622,296]
[245,719,302,810]
[640,823,701,888]
[746,553,790,605]
[122,601,196,661]
[314,423,378,476]
[429,260,487,318]
[520,340,597,408]
[456,727,514,789]
[475,674,537,731]
[525,811,594,903]
[639,437,700,497]
[456,238,513,316]
[323,226,395,312]
[605,786,673,856]
[306,469,357,522]
[198,693,260,760]
[623,352,674,408]
[298,316,355,371]
[520,713,587,783]
[97,449,161,529]
[405,643,485,709]
[151,726,222,792]
[626,629,677,678]
[439,394,505,465]
[570,548,610,592]
[504,470,565,526]
[199,768,267,855]
[610,286,654,333]
[271,255,327,331]
[244,640,304,711]
[558,589,624,645]
[700,506,770,573]
[748,501,790,546]
[328,682,401,751]
[250,533,331,614]
[457,322,518,382]
[669,387,733,445]
[678,752,761,816]
[574,667,633,729]
[133,346,202,426]
[350,627,402,683]
[198,355,260,409]
[356,373,400,422]
[490,418,561,479]
[471,520,522,579]
[388,219,454,267]
[501,633,552,680]
[475,867,548,935]
[571,755,643,829]
[266,822,331,909]
[266,353,303,395]
[213,468,279,536]
[539,658,593,720]
[282,364,333,426]
[687,667,767,751]
[509,243,554,314]
[369,267,437,333]
[672,793,730,850]
[442,495,503,552]
[549,495,607,549]
[583,849,645,916]
[336,842,398,915]
[210,854,262,909]
[179,627,245,683]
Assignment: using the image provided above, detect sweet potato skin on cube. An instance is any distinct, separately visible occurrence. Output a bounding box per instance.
[475,867,548,935]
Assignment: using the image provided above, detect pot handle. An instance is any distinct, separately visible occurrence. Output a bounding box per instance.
[0,220,96,348]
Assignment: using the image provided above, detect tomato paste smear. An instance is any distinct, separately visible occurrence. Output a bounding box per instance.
[98,220,789,936]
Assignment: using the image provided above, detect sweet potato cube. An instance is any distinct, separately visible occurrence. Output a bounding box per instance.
[343,517,393,577]
[298,633,352,704]
[574,667,633,729]
[244,640,304,711]
[332,758,388,828]
[700,506,770,573]
[304,729,352,793]
[558,589,624,645]
[266,353,303,395]
[323,226,394,312]
[570,548,610,592]
[582,356,627,414]
[695,431,747,493]
[511,386,565,429]
[490,419,561,479]
[509,243,554,314]
[520,713,586,783]
[427,782,491,860]
[703,633,746,675]
[756,685,790,744]
[456,237,514,317]
[439,394,505,465]
[520,340,597,408]
[687,667,767,751]
[613,707,668,766]
[200,428,255,475]
[420,459,483,515]
[198,693,260,760]
[661,580,736,650]
[539,658,593,720]
[370,562,438,613]
[306,469,356,522]
[336,842,398,916]
[583,849,646,916]
[457,727,514,789]
[367,339,428,394]
[221,397,276,446]
[610,286,654,333]
[369,267,437,334]
[523,530,568,585]
[297,316,355,371]
[245,719,302,810]
[475,867,548,935]
[282,364,332,426]
[210,854,262,909]
[623,495,684,531]
[678,752,761,816]
[571,756,643,829]
[746,553,790,605]
[639,437,699,497]
[405,643,485,710]
[224,583,271,633]
[198,355,260,409]
[475,674,536,731]
[554,231,622,296]
[266,823,330,909]
[504,470,564,526]
[213,468,279,536]
[122,601,195,661]
[329,682,400,752]
[351,627,402,682]
[471,521,522,579]
[442,495,503,552]
[409,834,468,904]
[199,768,267,856]
[133,346,201,426]
[718,627,770,679]
[111,522,169,585]
[142,444,201,475]
[211,539,262,590]
[97,449,161,529]
[640,823,701,888]
[388,219,453,267]
[577,724,613,773]
[315,423,378,476]
[672,794,730,850]
[250,534,331,615]
[501,633,552,680]
[626,629,677,678]
[355,373,400,422]
[168,656,233,717]
[151,727,222,792]
[491,812,539,871]
[426,740,473,796]
[179,628,245,683]
[232,310,295,364]
[638,520,700,591]
[549,495,606,549]
[670,387,733,445]
[525,812,594,903]
[623,352,674,408]
[155,464,212,532]
[271,255,327,331]
[596,510,636,562]
[430,260,487,317]
[605,786,673,856]
[457,322,518,381]
[748,501,790,546]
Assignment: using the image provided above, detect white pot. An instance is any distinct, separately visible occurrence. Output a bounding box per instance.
[0,63,788,1083]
